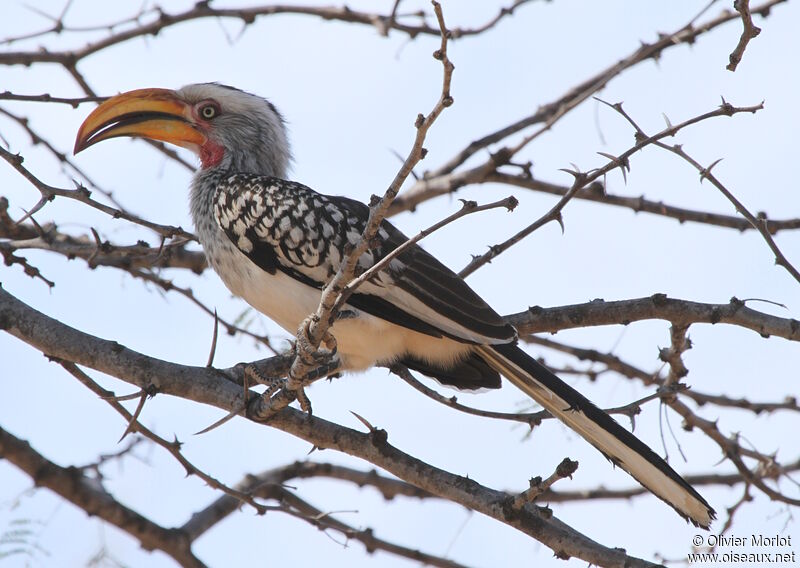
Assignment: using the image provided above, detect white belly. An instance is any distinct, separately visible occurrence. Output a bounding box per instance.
[209,243,470,371]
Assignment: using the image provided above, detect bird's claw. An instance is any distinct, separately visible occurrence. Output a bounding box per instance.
[243,363,287,398]
[244,362,315,415]
[244,316,340,416]
[289,316,340,385]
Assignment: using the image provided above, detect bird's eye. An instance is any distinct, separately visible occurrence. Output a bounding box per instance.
[199,103,219,120]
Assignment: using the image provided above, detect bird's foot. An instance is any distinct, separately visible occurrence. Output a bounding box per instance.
[290,316,340,378]
[243,317,341,417]
[269,316,341,415]
[243,362,291,399]
[243,360,315,416]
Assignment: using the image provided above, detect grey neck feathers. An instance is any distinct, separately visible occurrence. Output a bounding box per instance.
[189,110,291,241]
[210,109,291,177]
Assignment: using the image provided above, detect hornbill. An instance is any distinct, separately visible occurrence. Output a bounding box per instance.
[74,83,715,527]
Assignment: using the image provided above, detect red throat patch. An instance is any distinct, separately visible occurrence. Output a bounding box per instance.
[200,140,224,168]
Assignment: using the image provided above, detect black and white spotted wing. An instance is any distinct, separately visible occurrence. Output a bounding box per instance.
[212,173,516,345]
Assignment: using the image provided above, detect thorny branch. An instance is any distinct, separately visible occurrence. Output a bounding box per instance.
[58,362,467,568]
[511,458,579,511]
[508,294,800,342]
[0,104,124,209]
[0,197,277,349]
[525,334,800,417]
[0,424,205,568]
[483,171,800,234]
[335,195,518,314]
[0,286,662,568]
[601,97,800,284]
[662,140,800,283]
[0,92,105,106]
[1,1,797,566]
[183,461,436,541]
[727,0,762,71]
[541,459,800,503]
[182,466,469,568]
[458,100,765,277]
[391,363,677,430]
[0,145,195,241]
[0,2,533,64]
[388,0,785,215]
[522,329,799,511]
[284,0,457,396]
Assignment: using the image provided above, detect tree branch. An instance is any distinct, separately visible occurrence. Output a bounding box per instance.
[0,285,661,567]
[458,101,763,277]
[0,424,204,568]
[389,0,786,215]
[0,1,534,66]
[727,0,762,71]
[507,294,800,342]
[182,465,466,568]
[482,172,800,234]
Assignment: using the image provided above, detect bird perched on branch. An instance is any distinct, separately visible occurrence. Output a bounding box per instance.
[74,83,714,528]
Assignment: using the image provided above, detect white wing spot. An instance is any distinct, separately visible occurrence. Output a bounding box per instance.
[233,219,248,237]
[238,235,253,252]
[289,227,303,244]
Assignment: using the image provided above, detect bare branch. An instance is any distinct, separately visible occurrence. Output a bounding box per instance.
[526,334,800,417]
[335,196,517,314]
[0,92,105,106]
[596,94,789,289]
[653,138,800,284]
[667,396,800,508]
[507,294,800,342]
[0,424,204,568]
[0,224,206,273]
[483,172,800,234]
[392,363,667,428]
[0,1,533,66]
[727,0,762,71]
[0,105,125,209]
[288,0,457,387]
[660,323,691,386]
[458,101,763,276]
[183,466,468,568]
[391,364,543,427]
[511,458,579,510]
[0,145,195,240]
[541,459,800,503]
[520,332,800,509]
[390,0,786,214]
[59,362,280,517]
[0,285,662,567]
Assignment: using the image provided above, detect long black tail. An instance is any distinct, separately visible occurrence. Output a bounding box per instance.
[476,342,715,528]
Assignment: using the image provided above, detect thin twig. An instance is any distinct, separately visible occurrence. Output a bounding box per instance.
[483,171,800,234]
[0,92,106,106]
[391,0,785,214]
[0,1,532,64]
[0,424,205,568]
[0,145,195,240]
[289,1,457,386]
[335,196,517,314]
[727,0,762,71]
[508,294,800,342]
[511,458,578,510]
[598,97,799,284]
[459,101,764,277]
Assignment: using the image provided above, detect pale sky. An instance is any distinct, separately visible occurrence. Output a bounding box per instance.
[1,1,799,567]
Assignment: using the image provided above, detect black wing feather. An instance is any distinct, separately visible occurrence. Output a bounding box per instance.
[333,196,516,343]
